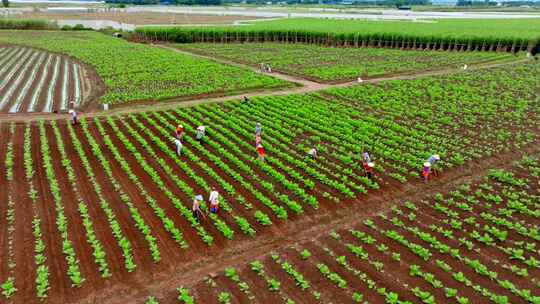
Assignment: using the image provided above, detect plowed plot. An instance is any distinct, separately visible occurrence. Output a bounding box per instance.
[0,45,102,114]
[149,156,540,304]
[0,62,538,303]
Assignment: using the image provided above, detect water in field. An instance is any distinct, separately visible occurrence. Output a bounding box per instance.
[55,19,135,30]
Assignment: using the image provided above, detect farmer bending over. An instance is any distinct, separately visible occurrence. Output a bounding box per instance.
[196,126,206,142]
[68,109,78,125]
[307,148,317,159]
[422,162,431,182]
[255,122,262,136]
[257,144,266,161]
[192,195,205,222]
[427,154,440,176]
[362,151,371,164]
[174,138,183,156]
[209,187,220,214]
[364,162,375,180]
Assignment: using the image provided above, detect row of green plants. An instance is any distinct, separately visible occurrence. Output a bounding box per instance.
[136,17,540,53]
[1,124,16,299]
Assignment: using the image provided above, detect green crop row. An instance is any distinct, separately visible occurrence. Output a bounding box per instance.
[136,18,540,53]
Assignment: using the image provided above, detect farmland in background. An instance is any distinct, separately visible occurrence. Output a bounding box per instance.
[0,60,538,303]
[136,18,540,53]
[0,31,291,106]
[177,42,517,82]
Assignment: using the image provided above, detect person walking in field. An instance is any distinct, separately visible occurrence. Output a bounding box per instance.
[192,195,205,222]
[196,126,206,142]
[174,138,183,156]
[364,162,375,180]
[255,122,262,136]
[256,143,266,161]
[422,162,431,182]
[307,147,317,159]
[68,109,78,125]
[175,124,184,140]
[209,187,220,214]
[427,154,440,176]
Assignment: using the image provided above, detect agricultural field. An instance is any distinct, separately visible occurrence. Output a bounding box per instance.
[136,18,540,53]
[0,59,538,303]
[161,155,540,303]
[0,31,290,106]
[177,43,516,82]
[0,45,99,113]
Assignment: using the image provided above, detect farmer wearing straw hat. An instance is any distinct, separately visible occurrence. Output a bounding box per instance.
[174,138,183,156]
[209,187,220,214]
[363,162,375,180]
[196,126,206,142]
[175,124,184,140]
[68,109,78,125]
[256,143,266,161]
[422,162,431,182]
[192,195,205,222]
[427,154,441,176]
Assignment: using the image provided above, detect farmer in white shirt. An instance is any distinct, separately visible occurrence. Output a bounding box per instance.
[68,109,78,125]
[209,188,220,214]
[427,154,441,176]
[307,148,317,159]
[196,126,206,142]
[174,138,182,156]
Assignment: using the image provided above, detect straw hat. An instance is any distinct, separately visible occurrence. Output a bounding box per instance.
[424,162,431,167]
[434,154,440,160]
[195,195,203,201]
[68,109,74,114]
[368,162,375,168]
[257,144,263,148]
[177,124,183,129]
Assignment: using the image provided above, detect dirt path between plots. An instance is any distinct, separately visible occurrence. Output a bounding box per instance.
[80,142,540,304]
[0,50,529,124]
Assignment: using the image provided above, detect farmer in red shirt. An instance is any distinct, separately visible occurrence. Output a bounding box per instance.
[363,162,375,180]
[257,144,265,161]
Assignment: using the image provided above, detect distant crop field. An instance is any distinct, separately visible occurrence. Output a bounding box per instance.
[137,18,540,53]
[0,31,290,105]
[177,43,516,82]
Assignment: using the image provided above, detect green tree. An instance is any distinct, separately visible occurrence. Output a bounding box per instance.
[2,0,9,8]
